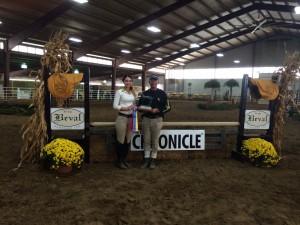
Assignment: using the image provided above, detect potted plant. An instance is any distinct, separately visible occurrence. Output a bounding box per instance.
[241,138,280,167]
[40,138,85,173]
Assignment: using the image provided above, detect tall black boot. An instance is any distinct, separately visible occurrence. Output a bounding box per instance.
[140,158,150,168]
[116,142,127,169]
[149,158,156,169]
[122,143,132,168]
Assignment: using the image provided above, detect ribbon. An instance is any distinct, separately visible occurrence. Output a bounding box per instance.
[130,109,138,132]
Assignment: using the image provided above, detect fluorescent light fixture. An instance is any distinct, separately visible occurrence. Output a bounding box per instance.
[147,26,161,33]
[10,78,39,82]
[21,63,27,69]
[295,6,300,14]
[121,49,131,54]
[216,53,224,57]
[72,0,88,3]
[69,37,82,42]
[22,41,44,47]
[234,60,240,64]
[179,63,185,66]
[189,43,200,48]
[155,57,162,60]
[86,54,114,60]
[74,69,79,74]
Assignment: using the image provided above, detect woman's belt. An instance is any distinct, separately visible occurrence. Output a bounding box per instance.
[118,112,132,118]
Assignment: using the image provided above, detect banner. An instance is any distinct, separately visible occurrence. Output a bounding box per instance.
[131,130,205,151]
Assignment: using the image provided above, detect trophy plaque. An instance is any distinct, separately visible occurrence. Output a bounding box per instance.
[139,94,153,111]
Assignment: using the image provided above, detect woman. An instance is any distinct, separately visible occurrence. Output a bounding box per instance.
[113,75,137,169]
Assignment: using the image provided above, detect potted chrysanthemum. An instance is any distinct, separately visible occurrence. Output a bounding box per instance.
[40,138,85,173]
[241,138,280,167]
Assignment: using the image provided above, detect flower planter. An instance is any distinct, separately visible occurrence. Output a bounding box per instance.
[56,165,72,174]
[241,138,280,167]
[40,138,84,173]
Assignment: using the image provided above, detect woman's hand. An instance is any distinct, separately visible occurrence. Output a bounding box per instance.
[127,105,136,111]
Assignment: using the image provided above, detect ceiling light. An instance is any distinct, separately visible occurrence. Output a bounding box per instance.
[69,37,82,42]
[21,63,27,69]
[121,49,131,54]
[72,0,88,3]
[295,6,300,14]
[74,69,79,74]
[138,76,142,79]
[155,57,162,60]
[147,26,161,33]
[216,53,224,57]
[179,63,185,66]
[22,41,44,47]
[189,43,200,48]
[0,21,2,24]
[234,60,240,64]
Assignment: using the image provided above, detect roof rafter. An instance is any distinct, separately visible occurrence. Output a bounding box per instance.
[7,1,77,51]
[145,28,256,70]
[116,3,296,67]
[73,0,196,59]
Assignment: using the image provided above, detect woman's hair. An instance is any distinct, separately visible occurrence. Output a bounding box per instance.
[122,75,137,97]
[122,75,133,83]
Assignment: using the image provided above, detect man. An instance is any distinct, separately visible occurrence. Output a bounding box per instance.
[138,75,171,169]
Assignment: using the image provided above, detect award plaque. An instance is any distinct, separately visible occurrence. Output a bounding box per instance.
[139,94,153,111]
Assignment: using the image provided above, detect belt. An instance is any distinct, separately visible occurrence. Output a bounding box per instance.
[118,112,132,118]
[143,115,161,119]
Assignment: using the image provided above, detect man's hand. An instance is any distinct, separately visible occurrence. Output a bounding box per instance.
[151,108,160,113]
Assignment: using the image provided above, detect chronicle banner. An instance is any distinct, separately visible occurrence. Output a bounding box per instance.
[131,130,205,151]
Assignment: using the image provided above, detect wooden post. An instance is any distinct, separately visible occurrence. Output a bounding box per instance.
[112,60,117,91]
[142,66,146,91]
[236,74,249,153]
[4,40,10,88]
[231,74,249,162]
[44,67,51,140]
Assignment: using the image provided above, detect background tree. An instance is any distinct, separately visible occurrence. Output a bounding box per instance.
[224,79,239,100]
[204,79,220,100]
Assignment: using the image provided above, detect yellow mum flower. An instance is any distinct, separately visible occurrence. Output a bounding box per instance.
[40,138,85,170]
[241,138,280,167]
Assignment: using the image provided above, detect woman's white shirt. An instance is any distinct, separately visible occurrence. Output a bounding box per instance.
[113,88,135,114]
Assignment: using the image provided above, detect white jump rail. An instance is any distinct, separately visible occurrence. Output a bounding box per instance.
[90,122,240,127]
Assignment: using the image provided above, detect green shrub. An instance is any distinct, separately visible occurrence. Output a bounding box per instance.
[0,103,35,115]
[291,111,300,120]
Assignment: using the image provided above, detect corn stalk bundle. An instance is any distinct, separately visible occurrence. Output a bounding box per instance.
[19,31,71,165]
[40,30,71,74]
[20,73,47,163]
[40,31,72,107]
[272,51,300,155]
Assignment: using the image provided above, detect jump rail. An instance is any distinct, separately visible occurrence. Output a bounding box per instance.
[90,121,240,127]
[90,121,239,159]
